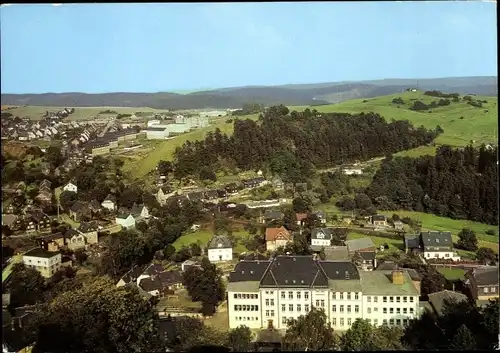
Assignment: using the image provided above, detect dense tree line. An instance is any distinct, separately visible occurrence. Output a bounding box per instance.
[172,105,440,183]
[366,145,498,225]
[423,90,459,99]
[231,103,265,116]
[409,99,451,111]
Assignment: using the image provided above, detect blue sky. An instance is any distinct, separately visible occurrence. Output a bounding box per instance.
[0,2,497,94]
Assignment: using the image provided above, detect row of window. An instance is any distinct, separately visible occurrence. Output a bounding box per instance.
[483,287,497,293]
[381,307,415,315]
[332,305,359,313]
[280,291,309,300]
[235,317,259,321]
[234,305,259,311]
[233,293,259,300]
[333,292,360,300]
[379,296,415,303]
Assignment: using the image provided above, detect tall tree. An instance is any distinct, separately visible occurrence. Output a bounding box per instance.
[7,263,45,309]
[226,325,253,352]
[457,228,478,251]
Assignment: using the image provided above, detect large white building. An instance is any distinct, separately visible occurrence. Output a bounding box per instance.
[310,228,333,247]
[227,255,420,331]
[207,235,233,263]
[405,231,460,261]
[23,248,62,278]
[146,126,170,140]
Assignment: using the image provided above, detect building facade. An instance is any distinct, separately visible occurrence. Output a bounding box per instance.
[207,235,233,262]
[227,256,420,331]
[23,248,62,278]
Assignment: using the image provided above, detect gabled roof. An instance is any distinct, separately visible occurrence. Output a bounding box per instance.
[358,251,376,260]
[27,209,48,222]
[311,228,333,240]
[39,232,64,242]
[116,211,133,220]
[260,255,329,288]
[103,194,117,203]
[428,290,468,316]
[468,266,499,286]
[208,235,232,249]
[65,228,81,238]
[145,263,166,276]
[404,235,421,249]
[421,231,453,249]
[204,190,219,198]
[187,192,204,201]
[139,277,162,292]
[318,261,360,280]
[265,226,292,242]
[78,221,99,233]
[372,215,386,222]
[263,210,284,220]
[70,201,89,213]
[130,203,146,216]
[89,199,102,210]
[345,237,376,252]
[2,214,17,228]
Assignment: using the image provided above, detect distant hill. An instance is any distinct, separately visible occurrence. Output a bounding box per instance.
[1,76,496,110]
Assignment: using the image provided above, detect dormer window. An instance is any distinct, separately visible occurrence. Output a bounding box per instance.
[218,243,222,248]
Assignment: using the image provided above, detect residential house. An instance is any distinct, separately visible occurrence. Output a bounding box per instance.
[156,187,173,206]
[225,183,240,195]
[136,264,184,297]
[38,232,66,252]
[227,256,420,330]
[2,214,18,231]
[116,265,147,287]
[342,168,363,175]
[187,191,205,203]
[370,215,387,228]
[271,176,284,190]
[207,235,233,262]
[217,189,228,199]
[243,177,267,189]
[77,221,99,245]
[263,210,284,224]
[295,213,308,226]
[310,228,333,247]
[407,231,460,261]
[89,199,103,216]
[115,212,136,229]
[69,201,91,222]
[345,237,377,271]
[312,211,327,224]
[393,221,404,231]
[130,203,150,222]
[63,181,78,193]
[464,266,499,302]
[102,194,117,211]
[23,248,62,278]
[204,190,220,201]
[181,260,201,272]
[25,209,51,233]
[426,290,468,316]
[64,229,86,250]
[265,227,293,252]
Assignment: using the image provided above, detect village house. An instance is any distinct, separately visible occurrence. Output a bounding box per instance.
[156,187,174,206]
[38,232,66,252]
[310,228,333,247]
[89,199,103,216]
[263,210,284,224]
[78,221,99,245]
[207,235,233,263]
[64,229,87,251]
[242,177,267,189]
[181,259,201,272]
[464,266,499,303]
[22,248,62,278]
[345,237,377,271]
[69,201,91,222]
[312,211,327,224]
[295,213,308,226]
[426,290,468,316]
[130,203,150,222]
[393,220,404,231]
[187,191,205,203]
[101,194,117,211]
[25,209,51,233]
[62,181,78,193]
[405,231,460,261]
[225,183,240,195]
[370,215,387,228]
[130,264,184,297]
[265,226,293,252]
[115,211,136,229]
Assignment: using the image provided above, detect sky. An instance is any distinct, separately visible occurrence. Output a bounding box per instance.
[0,2,497,94]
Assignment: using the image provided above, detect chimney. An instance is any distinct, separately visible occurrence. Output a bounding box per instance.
[392,270,405,285]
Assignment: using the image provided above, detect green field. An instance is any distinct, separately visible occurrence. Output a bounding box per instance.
[377,210,498,251]
[4,105,170,121]
[347,231,404,253]
[437,267,467,280]
[292,91,497,155]
[123,114,259,178]
[172,228,251,253]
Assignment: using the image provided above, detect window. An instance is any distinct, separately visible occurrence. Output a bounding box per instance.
[383,308,388,314]
[403,308,408,314]
[332,292,336,300]
[396,296,400,303]
[409,308,414,314]
[484,287,489,293]
[403,319,408,326]
[340,318,344,326]
[383,296,387,303]
[367,296,371,303]
[396,308,401,314]
[305,304,310,312]
[491,287,497,292]
[367,319,371,324]
[265,291,269,295]
[403,296,407,303]
[347,293,351,300]
[305,292,309,300]
[340,305,344,313]
[270,310,275,316]
[237,294,242,299]
[332,305,337,312]
[355,293,359,300]
[297,304,301,312]
[374,319,378,325]
[347,305,351,313]
[389,296,394,303]
[234,305,239,311]
[339,293,344,300]
[270,299,274,306]
[320,300,325,307]
[282,304,286,312]
[289,304,293,312]
[410,297,414,303]
[282,317,287,324]
[297,292,301,299]
[234,294,238,299]
[389,308,394,314]
[374,307,378,312]
[315,300,320,307]
[332,318,336,326]
[445,253,450,258]
[347,318,352,326]
[265,310,270,317]
[396,319,401,326]
[389,319,395,325]
[374,297,378,303]
[383,319,388,325]
[288,291,293,299]
[281,292,285,299]
[265,299,269,306]
[367,308,371,314]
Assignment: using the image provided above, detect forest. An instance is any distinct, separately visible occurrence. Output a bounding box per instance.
[365,144,498,225]
[172,105,440,183]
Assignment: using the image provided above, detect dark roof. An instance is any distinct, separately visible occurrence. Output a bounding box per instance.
[375,261,399,271]
[89,199,102,210]
[229,260,271,282]
[260,256,329,288]
[469,266,499,286]
[372,215,386,221]
[24,248,60,258]
[130,203,145,216]
[39,232,64,242]
[244,177,266,184]
[208,235,232,249]
[28,209,48,222]
[120,265,147,284]
[204,190,219,199]
[145,263,166,276]
[311,228,333,240]
[263,210,284,220]
[404,235,421,250]
[240,252,269,261]
[65,228,80,238]
[78,221,98,233]
[187,192,205,201]
[157,271,183,285]
[428,290,468,316]
[216,189,227,198]
[318,261,360,280]
[358,251,376,260]
[420,231,453,249]
[139,277,162,292]
[70,200,88,213]
[103,194,117,203]
[147,127,168,131]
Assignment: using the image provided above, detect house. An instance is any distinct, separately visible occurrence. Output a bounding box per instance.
[23,248,62,278]
[216,189,228,199]
[77,221,99,245]
[136,264,184,297]
[310,228,333,247]
[64,228,86,250]
[130,203,150,222]
[69,201,91,222]
[393,220,404,231]
[35,188,53,206]
[464,266,499,302]
[426,290,468,316]
[207,235,233,262]
[342,168,363,175]
[116,265,147,287]
[295,213,308,226]
[263,210,284,224]
[38,232,66,252]
[115,212,136,229]
[225,183,240,195]
[25,209,51,232]
[271,176,284,190]
[345,237,377,270]
[242,177,267,189]
[239,252,269,261]
[89,199,103,215]
[156,187,173,206]
[375,262,422,295]
[418,231,460,261]
[187,191,205,203]
[370,215,387,228]
[2,214,18,231]
[227,256,420,330]
[63,181,78,193]
[102,194,117,211]
[345,237,376,253]
[40,179,52,189]
[181,259,201,272]
[312,211,327,224]
[265,226,293,252]
[204,190,219,201]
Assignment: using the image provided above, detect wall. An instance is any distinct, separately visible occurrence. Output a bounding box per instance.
[208,247,233,262]
[424,251,459,261]
[228,291,261,329]
[23,254,62,278]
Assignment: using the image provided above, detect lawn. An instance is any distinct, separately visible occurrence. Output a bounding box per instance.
[59,213,80,229]
[291,91,497,156]
[347,231,404,253]
[172,228,251,253]
[122,114,259,179]
[5,105,170,121]
[377,210,498,251]
[2,255,22,283]
[437,267,467,281]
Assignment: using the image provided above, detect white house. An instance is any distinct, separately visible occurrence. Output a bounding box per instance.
[421,231,460,261]
[207,235,233,262]
[115,213,136,229]
[102,194,117,211]
[342,168,363,176]
[146,127,169,140]
[63,182,78,193]
[311,228,333,247]
[227,256,420,331]
[23,248,62,278]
